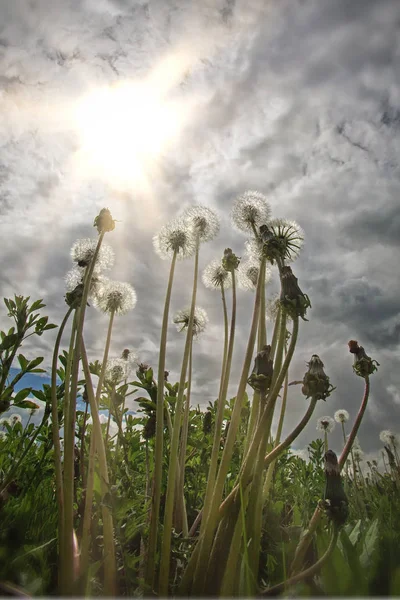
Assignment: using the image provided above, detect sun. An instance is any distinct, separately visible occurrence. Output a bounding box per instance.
[73,80,183,186]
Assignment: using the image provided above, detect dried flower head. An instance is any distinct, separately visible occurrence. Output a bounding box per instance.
[348,340,379,377]
[379,430,399,448]
[231,191,271,233]
[70,238,115,271]
[183,205,220,243]
[302,355,335,401]
[260,218,304,262]
[202,259,232,290]
[173,306,209,337]
[317,416,335,433]
[280,265,311,321]
[93,280,137,315]
[153,219,196,260]
[334,409,350,424]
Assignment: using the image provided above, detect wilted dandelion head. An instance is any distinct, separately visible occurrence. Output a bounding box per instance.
[231,191,271,233]
[334,409,350,424]
[316,416,335,433]
[260,219,304,263]
[93,280,137,316]
[183,205,220,243]
[70,238,115,271]
[105,358,131,385]
[153,219,196,260]
[202,259,232,290]
[9,414,22,426]
[173,306,209,337]
[380,430,399,448]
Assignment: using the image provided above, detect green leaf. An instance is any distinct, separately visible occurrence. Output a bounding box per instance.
[18,354,29,371]
[13,388,33,404]
[18,400,40,410]
[360,518,379,569]
[43,323,57,331]
[339,528,368,595]
[27,357,44,371]
[0,333,19,351]
[29,299,45,313]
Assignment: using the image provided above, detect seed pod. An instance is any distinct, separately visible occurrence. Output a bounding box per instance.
[247,345,274,394]
[302,355,335,401]
[279,265,311,321]
[323,450,348,527]
[348,340,379,377]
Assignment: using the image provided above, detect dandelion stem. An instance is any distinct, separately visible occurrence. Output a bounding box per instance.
[145,250,177,589]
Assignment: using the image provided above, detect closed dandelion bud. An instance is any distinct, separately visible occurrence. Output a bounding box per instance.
[301,355,335,401]
[247,345,274,394]
[93,207,116,233]
[348,340,379,377]
[221,248,240,272]
[323,450,348,527]
[279,265,311,321]
[203,410,213,435]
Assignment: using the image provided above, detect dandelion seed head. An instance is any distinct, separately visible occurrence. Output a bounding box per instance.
[202,260,232,290]
[183,205,220,243]
[237,260,260,291]
[93,280,137,315]
[105,358,130,385]
[380,430,399,448]
[316,415,335,433]
[334,409,350,424]
[353,446,364,460]
[9,414,22,426]
[173,306,209,337]
[65,267,105,298]
[231,191,271,233]
[0,431,6,440]
[244,238,264,263]
[153,219,196,260]
[70,238,115,271]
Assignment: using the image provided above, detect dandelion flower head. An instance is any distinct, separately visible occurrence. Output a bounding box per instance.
[231,191,271,233]
[70,238,115,271]
[173,306,209,337]
[316,415,335,433]
[202,259,232,290]
[334,409,350,424]
[153,219,196,260]
[380,430,399,448]
[93,280,137,315]
[183,205,220,243]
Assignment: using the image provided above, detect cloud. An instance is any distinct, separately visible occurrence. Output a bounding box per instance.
[0,0,399,459]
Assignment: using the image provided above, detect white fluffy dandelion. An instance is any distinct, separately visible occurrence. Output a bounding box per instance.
[0,431,6,440]
[334,409,350,424]
[183,205,220,243]
[316,416,335,433]
[153,219,197,260]
[65,267,105,296]
[70,238,115,271]
[173,306,208,337]
[202,260,232,290]
[380,430,399,448]
[231,191,271,234]
[105,358,131,386]
[93,280,137,315]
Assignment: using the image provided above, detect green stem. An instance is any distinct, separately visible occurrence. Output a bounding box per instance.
[158,241,199,595]
[61,233,105,595]
[145,250,177,589]
[200,270,237,534]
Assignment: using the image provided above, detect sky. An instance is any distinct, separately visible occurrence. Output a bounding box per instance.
[0,0,399,464]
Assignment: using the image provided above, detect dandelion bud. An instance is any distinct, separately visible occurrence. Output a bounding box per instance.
[221,248,240,272]
[143,414,156,439]
[301,355,335,401]
[247,345,274,394]
[279,265,311,321]
[323,450,348,527]
[348,340,379,377]
[93,207,116,233]
[203,410,213,435]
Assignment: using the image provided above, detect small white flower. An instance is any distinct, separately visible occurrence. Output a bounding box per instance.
[202,259,232,290]
[70,238,115,271]
[173,306,209,337]
[183,205,220,243]
[93,280,137,316]
[316,416,335,433]
[231,191,271,233]
[334,409,350,424]
[153,219,197,260]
